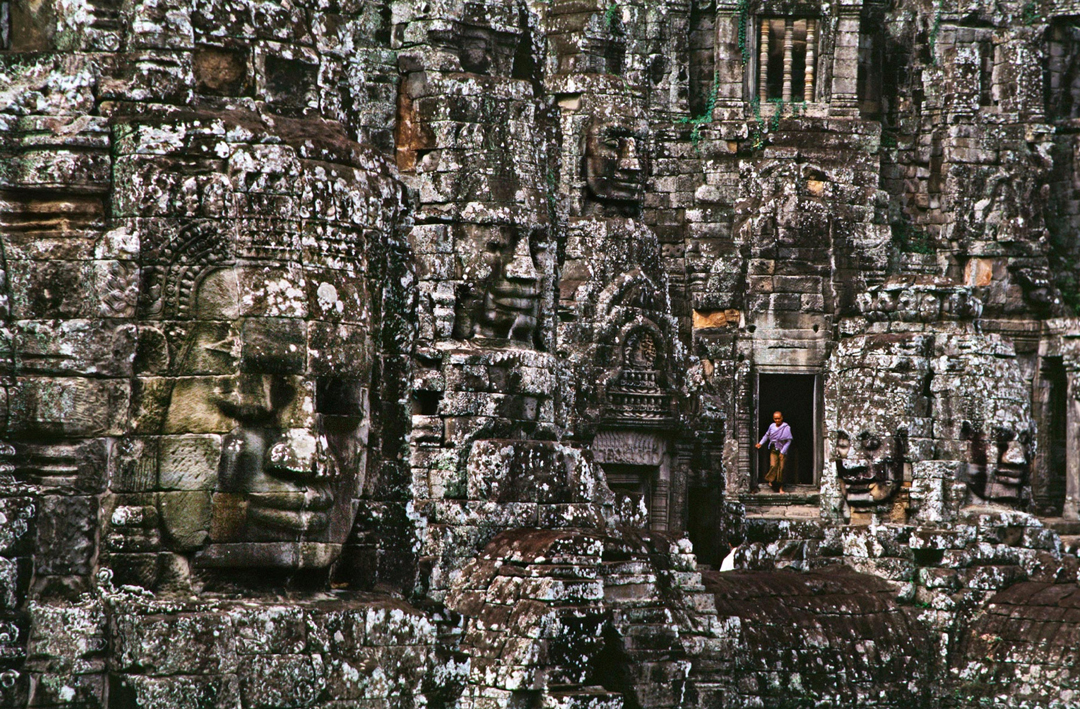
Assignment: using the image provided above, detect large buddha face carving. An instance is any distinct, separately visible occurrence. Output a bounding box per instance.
[454,224,542,345]
[154,262,370,570]
[834,428,907,506]
[827,335,929,509]
[960,421,1032,503]
[585,118,648,203]
[933,334,1033,506]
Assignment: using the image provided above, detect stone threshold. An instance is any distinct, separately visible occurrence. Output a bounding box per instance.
[739,487,821,519]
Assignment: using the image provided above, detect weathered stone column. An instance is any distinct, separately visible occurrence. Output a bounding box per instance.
[759,18,770,103]
[804,18,816,102]
[830,0,862,115]
[714,0,749,118]
[782,19,794,102]
[1063,344,1080,520]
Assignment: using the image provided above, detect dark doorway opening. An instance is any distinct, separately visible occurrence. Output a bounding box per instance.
[755,373,819,488]
[1035,357,1068,516]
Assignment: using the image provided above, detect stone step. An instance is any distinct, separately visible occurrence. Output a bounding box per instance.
[1042,518,1080,536]
[543,686,624,709]
[739,488,821,507]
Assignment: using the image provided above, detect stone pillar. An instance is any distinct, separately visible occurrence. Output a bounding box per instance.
[830,2,862,116]
[714,0,749,118]
[1064,351,1080,520]
[804,19,816,102]
[759,18,770,103]
[782,19,794,102]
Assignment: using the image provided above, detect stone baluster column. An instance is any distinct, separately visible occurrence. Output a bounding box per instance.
[782,19,794,102]
[759,18,770,103]
[804,18,816,102]
[652,474,671,532]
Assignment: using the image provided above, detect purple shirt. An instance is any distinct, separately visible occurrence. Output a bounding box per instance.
[759,422,792,455]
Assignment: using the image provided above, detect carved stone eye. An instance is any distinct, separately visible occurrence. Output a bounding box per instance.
[993,427,1016,443]
[316,377,365,418]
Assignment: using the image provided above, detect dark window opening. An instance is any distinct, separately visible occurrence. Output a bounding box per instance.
[755,373,819,488]
[412,390,442,416]
[1046,19,1080,120]
[858,22,885,117]
[603,463,655,516]
[978,38,994,106]
[511,7,539,86]
[688,484,725,566]
[1035,357,1068,516]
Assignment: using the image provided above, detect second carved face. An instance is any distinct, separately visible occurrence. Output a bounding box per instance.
[455,224,542,346]
[961,422,1031,503]
[585,119,648,204]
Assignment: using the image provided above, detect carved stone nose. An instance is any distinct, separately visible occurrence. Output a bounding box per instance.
[618,140,642,172]
[504,236,538,282]
[267,429,319,480]
[1001,440,1026,465]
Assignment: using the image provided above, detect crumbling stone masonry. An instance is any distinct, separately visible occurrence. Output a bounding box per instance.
[3,0,1080,707]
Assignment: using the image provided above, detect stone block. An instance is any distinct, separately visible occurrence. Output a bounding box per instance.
[157,435,222,491]
[0,497,36,557]
[27,672,104,708]
[234,605,307,655]
[26,601,105,676]
[33,496,96,577]
[109,674,240,709]
[112,610,235,676]
[239,654,326,709]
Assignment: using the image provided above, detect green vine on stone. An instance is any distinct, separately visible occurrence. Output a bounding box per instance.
[927,0,943,65]
[1020,0,1041,25]
[892,218,935,254]
[736,0,752,66]
[678,74,720,147]
[605,2,619,29]
[749,96,766,149]
[769,98,785,131]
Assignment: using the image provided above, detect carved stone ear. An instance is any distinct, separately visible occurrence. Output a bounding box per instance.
[894,426,909,453]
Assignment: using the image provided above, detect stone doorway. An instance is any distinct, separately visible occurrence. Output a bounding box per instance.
[593,430,670,531]
[754,372,820,489]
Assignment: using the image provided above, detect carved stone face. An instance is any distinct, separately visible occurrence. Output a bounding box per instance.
[835,428,906,506]
[158,265,368,569]
[585,119,647,203]
[455,224,541,345]
[932,333,1034,506]
[425,12,520,77]
[827,335,929,509]
[962,422,1031,502]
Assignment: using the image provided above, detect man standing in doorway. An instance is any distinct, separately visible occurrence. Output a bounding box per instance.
[756,411,792,493]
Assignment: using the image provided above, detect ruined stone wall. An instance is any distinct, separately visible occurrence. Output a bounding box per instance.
[3,0,1080,706]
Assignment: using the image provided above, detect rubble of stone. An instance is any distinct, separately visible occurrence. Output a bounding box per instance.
[3,0,1080,706]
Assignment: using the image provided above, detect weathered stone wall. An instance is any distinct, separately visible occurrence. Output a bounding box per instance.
[703,567,935,707]
[4,0,1080,706]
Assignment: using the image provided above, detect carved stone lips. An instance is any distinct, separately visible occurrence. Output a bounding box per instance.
[838,462,882,486]
[247,486,333,533]
[489,283,539,312]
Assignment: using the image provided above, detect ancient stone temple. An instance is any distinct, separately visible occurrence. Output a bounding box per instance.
[3,0,1080,706]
